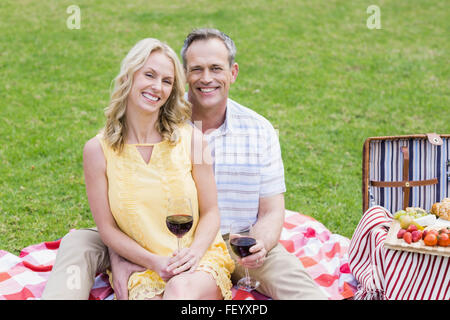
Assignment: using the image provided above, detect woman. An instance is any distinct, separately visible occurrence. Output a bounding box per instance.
[83,38,234,300]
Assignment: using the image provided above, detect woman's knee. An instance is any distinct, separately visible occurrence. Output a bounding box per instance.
[164,274,192,299]
[164,271,221,300]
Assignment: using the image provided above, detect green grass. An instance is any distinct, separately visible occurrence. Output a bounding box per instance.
[0,0,448,254]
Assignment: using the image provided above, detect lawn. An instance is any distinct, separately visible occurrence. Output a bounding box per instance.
[0,0,448,254]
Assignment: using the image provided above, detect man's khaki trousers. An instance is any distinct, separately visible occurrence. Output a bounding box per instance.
[42,228,326,300]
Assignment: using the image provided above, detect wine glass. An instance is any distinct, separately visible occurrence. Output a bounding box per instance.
[166,197,193,252]
[229,220,260,291]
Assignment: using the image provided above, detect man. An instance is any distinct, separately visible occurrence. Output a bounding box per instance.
[42,28,326,300]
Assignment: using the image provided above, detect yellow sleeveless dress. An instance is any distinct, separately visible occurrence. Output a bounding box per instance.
[98,122,234,300]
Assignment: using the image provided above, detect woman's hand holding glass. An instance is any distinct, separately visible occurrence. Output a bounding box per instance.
[153,248,201,281]
[152,256,177,282]
[166,247,201,274]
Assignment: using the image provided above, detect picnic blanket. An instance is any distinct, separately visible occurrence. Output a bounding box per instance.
[0,210,357,300]
[349,206,450,300]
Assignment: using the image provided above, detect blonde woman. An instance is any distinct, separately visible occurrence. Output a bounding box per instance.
[83,38,234,300]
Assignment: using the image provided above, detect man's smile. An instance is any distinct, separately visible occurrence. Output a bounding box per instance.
[198,87,219,94]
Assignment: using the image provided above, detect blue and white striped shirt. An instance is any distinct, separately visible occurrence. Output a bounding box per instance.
[197,98,286,234]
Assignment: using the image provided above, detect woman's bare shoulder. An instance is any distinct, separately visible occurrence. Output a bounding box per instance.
[83,136,106,167]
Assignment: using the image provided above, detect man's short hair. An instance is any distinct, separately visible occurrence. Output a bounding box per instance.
[180,28,237,68]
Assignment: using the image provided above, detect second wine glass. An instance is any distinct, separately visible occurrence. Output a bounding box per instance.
[229,220,260,292]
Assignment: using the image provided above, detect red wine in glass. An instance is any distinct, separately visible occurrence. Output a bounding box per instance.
[166,214,193,238]
[166,198,193,252]
[230,236,256,258]
[229,221,260,292]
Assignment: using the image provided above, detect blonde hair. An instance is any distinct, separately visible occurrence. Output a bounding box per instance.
[102,38,191,153]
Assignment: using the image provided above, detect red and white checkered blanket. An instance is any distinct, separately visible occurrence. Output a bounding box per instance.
[0,210,357,300]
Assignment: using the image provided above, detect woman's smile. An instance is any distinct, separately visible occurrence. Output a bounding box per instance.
[142,91,161,103]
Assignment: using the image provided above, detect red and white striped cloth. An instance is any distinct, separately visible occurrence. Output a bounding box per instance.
[349,205,449,300]
[0,210,358,300]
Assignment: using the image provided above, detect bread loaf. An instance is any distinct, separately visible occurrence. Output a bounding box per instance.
[431,198,450,221]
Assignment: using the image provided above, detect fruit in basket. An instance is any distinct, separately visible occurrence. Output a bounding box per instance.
[397,229,406,239]
[411,230,422,242]
[399,215,414,229]
[438,234,449,247]
[403,232,412,244]
[424,233,438,246]
[394,210,407,220]
[395,211,425,230]
[406,224,418,233]
[406,207,428,216]
[394,209,450,247]
[394,207,428,218]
